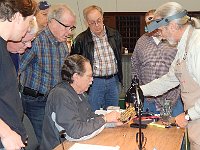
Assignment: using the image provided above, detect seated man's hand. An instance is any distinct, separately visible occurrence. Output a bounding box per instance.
[104,111,121,123]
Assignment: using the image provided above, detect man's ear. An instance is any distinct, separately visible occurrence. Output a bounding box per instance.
[72,73,79,81]
[84,20,89,27]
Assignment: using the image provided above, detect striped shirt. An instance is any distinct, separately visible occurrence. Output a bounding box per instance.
[131,34,180,110]
[92,27,117,77]
[19,27,68,94]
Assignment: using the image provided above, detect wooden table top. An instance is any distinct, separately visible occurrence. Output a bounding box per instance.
[54,123,184,150]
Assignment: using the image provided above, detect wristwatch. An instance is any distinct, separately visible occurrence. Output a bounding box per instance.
[185,110,192,121]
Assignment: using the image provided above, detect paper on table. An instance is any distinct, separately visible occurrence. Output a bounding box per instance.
[95,109,125,115]
[95,110,107,115]
[69,143,120,150]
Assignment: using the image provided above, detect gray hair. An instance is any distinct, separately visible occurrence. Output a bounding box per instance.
[83,5,103,20]
[155,2,200,29]
[61,54,90,84]
[29,16,39,35]
[47,4,75,22]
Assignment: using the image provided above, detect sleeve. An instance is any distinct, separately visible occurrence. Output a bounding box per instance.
[131,41,142,80]
[0,98,21,126]
[0,98,27,142]
[54,91,106,141]
[189,100,200,120]
[19,40,38,72]
[70,36,83,55]
[187,39,200,120]
[190,39,200,86]
[141,53,180,97]
[115,30,123,83]
[116,30,122,56]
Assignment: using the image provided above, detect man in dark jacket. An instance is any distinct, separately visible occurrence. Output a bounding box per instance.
[40,54,123,149]
[71,5,123,111]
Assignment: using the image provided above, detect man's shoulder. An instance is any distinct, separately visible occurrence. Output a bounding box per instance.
[105,26,116,31]
[75,29,91,41]
[136,33,152,45]
[74,31,94,47]
[105,26,120,35]
[36,28,49,39]
[36,27,58,43]
[139,33,151,40]
[191,29,200,44]
[50,83,74,97]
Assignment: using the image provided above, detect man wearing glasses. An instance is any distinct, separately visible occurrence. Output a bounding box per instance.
[142,2,200,149]
[72,5,123,111]
[19,4,76,144]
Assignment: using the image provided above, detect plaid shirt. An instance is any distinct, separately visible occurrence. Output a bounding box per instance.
[19,27,68,94]
[131,34,180,110]
[92,27,117,77]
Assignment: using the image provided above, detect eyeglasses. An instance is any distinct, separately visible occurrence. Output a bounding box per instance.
[85,74,93,79]
[88,18,103,26]
[54,18,76,31]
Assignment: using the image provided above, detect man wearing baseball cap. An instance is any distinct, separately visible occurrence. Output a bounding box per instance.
[35,1,51,32]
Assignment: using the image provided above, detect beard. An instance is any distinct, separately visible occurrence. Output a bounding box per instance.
[168,40,178,47]
[167,36,178,47]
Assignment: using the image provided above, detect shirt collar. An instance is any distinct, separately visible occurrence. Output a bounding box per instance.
[177,25,191,51]
[91,25,106,38]
[152,36,161,45]
[44,27,61,46]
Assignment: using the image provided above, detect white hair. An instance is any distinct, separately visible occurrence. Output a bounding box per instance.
[29,16,39,34]
[155,2,200,29]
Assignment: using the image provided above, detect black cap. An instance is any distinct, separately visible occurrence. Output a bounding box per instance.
[38,1,50,10]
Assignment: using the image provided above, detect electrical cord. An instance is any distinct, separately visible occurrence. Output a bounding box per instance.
[59,130,66,150]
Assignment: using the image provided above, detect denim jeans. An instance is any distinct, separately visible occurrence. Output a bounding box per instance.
[88,75,119,111]
[21,93,47,143]
[143,96,184,117]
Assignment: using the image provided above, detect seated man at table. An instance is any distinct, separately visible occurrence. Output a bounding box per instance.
[40,54,123,149]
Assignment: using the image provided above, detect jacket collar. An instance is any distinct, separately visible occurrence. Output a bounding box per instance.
[85,26,115,42]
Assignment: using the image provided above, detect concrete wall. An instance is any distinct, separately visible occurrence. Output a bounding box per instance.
[47,0,200,35]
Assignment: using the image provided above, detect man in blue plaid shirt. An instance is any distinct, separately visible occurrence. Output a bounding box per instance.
[19,4,76,144]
